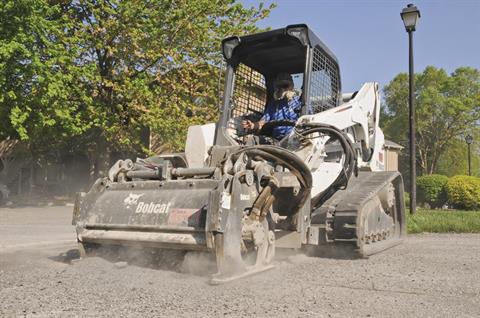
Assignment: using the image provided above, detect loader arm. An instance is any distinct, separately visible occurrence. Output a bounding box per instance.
[297,82,385,171]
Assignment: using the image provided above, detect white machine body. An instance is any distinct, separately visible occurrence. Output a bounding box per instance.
[186,82,386,198]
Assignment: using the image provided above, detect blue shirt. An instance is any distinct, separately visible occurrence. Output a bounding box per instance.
[261,95,301,139]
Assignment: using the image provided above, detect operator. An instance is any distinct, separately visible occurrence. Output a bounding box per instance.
[241,72,301,142]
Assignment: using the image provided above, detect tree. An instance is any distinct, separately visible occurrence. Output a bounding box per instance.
[0,0,274,178]
[382,66,480,177]
[0,1,92,161]
[436,130,480,177]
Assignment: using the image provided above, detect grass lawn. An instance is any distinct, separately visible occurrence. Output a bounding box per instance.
[406,209,480,234]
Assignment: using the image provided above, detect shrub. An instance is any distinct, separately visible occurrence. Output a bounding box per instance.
[416,174,449,208]
[446,175,480,210]
[404,191,410,208]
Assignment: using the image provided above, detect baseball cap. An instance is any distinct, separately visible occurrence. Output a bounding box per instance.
[274,72,293,87]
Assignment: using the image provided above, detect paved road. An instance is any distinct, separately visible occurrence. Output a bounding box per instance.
[0,206,76,252]
[1,206,479,317]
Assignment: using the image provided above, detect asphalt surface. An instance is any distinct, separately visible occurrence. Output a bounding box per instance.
[1,206,479,317]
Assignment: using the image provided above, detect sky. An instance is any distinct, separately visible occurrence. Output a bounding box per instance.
[240,0,480,93]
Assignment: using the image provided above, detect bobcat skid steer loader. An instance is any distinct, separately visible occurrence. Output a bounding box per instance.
[72,25,406,284]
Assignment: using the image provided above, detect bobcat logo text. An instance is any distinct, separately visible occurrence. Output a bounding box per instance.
[135,202,171,214]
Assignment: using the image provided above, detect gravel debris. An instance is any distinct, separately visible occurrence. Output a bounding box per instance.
[114,261,128,269]
[1,234,479,317]
[1,207,479,317]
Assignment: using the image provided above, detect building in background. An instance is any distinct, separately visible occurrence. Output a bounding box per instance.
[384,140,403,172]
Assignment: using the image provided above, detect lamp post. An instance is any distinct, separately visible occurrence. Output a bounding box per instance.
[401,3,421,214]
[465,134,473,176]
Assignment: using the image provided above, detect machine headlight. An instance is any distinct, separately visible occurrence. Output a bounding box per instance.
[222,37,241,60]
[286,25,309,46]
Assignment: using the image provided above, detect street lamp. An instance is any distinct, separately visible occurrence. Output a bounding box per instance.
[401,4,421,31]
[401,3,421,214]
[465,134,473,176]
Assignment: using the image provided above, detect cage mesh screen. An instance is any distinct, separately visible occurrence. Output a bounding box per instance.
[309,46,340,113]
[229,64,267,137]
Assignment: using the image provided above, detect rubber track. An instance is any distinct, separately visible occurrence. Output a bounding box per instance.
[311,171,405,257]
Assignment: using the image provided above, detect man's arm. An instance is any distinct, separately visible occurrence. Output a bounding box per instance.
[285,96,302,120]
[242,119,265,131]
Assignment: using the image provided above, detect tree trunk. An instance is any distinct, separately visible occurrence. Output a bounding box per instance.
[418,149,428,176]
[88,135,111,184]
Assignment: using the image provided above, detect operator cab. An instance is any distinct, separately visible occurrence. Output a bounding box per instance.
[215,24,342,146]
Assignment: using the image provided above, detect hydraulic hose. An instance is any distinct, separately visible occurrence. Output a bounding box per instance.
[296,123,357,208]
[251,177,278,219]
[227,145,313,213]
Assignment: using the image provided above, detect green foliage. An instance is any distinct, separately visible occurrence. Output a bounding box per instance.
[404,191,410,208]
[407,209,480,234]
[0,0,92,159]
[436,135,480,177]
[446,175,480,210]
[416,174,449,208]
[382,66,480,178]
[0,0,275,167]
